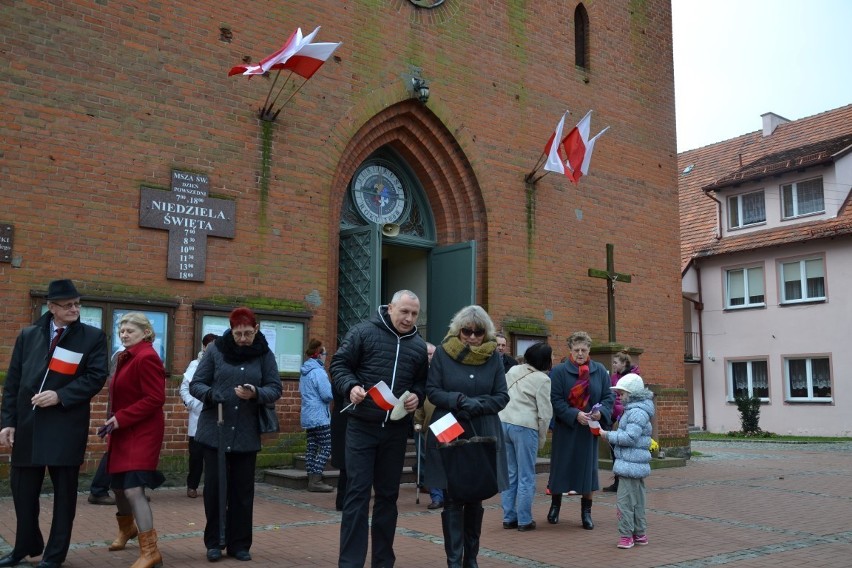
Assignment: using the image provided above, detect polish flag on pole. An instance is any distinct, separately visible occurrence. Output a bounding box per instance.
[228,27,321,76]
[569,126,609,184]
[48,346,84,375]
[542,111,570,175]
[563,110,609,184]
[367,381,400,411]
[278,40,341,79]
[562,110,592,179]
[429,413,465,443]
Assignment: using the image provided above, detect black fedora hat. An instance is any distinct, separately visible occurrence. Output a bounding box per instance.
[46,279,80,301]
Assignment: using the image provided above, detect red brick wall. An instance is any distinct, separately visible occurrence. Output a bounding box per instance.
[0,0,684,471]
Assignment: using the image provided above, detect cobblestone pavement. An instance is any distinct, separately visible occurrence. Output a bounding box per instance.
[1,440,850,567]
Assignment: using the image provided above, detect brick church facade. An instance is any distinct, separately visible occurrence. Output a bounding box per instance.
[0,0,685,474]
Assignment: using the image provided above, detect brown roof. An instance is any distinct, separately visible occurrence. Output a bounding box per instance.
[678,104,852,273]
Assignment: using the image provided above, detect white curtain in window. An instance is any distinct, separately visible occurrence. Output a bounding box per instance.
[811,358,831,391]
[798,179,824,214]
[751,361,768,396]
[788,359,807,391]
[731,362,748,393]
[741,191,765,224]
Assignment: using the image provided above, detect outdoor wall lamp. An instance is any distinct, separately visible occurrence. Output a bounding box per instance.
[411,77,430,104]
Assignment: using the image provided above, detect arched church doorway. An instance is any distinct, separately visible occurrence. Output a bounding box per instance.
[334,101,485,346]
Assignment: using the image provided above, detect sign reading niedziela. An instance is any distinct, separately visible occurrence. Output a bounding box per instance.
[139,170,235,281]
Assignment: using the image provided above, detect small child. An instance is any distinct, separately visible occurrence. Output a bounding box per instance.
[600,373,655,549]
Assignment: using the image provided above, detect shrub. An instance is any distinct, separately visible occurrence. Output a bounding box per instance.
[734,393,762,434]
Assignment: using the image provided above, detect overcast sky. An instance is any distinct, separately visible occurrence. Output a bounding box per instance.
[672,0,852,152]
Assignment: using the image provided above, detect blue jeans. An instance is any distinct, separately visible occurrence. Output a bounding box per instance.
[500,423,538,526]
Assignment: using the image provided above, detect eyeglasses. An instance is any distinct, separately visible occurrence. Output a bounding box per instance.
[232,330,257,339]
[460,327,486,338]
[52,301,81,310]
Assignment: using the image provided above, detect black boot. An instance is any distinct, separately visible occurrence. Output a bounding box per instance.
[547,494,562,525]
[581,497,594,530]
[603,476,619,493]
[463,502,484,568]
[442,504,465,568]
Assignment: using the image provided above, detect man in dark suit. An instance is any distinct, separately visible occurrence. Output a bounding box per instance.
[0,279,109,568]
[496,333,518,374]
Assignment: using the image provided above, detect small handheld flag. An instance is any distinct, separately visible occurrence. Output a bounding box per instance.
[48,346,83,375]
[430,413,464,443]
[367,381,400,411]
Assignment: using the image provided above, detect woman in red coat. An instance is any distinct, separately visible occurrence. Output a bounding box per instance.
[101,312,166,568]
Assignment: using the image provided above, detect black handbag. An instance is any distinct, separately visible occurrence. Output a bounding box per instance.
[258,402,280,434]
[438,423,499,502]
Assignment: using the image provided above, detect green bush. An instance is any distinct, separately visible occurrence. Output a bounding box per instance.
[733,393,762,434]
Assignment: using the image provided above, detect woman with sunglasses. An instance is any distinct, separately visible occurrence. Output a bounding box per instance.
[189,307,282,562]
[425,305,509,568]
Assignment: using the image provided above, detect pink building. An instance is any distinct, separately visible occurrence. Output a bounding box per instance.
[679,105,852,436]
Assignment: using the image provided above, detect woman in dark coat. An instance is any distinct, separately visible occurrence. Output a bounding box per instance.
[190,307,282,563]
[103,312,167,568]
[425,305,509,568]
[546,331,614,530]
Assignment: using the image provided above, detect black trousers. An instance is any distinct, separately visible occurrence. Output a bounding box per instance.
[338,418,408,568]
[202,447,257,553]
[10,464,79,563]
[186,436,205,490]
[89,452,111,496]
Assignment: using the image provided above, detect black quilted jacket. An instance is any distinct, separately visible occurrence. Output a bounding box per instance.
[330,306,428,424]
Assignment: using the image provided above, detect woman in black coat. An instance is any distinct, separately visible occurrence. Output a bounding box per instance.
[425,305,509,568]
[190,308,282,562]
[546,331,614,530]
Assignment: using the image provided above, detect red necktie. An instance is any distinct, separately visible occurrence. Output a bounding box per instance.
[50,327,65,352]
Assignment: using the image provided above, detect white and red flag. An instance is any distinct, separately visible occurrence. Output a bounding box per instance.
[568,125,609,184]
[228,27,324,77]
[277,39,341,79]
[563,111,609,184]
[367,381,400,411]
[543,111,570,175]
[48,346,83,375]
[430,413,464,443]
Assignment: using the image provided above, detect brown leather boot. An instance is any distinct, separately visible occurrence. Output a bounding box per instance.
[130,529,162,568]
[108,514,138,551]
[307,473,334,492]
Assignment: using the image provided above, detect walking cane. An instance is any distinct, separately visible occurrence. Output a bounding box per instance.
[414,424,422,505]
[217,402,227,548]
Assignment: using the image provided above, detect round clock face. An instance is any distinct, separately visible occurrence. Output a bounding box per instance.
[352,164,407,224]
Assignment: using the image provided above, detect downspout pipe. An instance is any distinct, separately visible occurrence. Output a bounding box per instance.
[702,188,723,240]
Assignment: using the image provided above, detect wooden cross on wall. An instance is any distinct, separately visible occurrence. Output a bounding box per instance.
[587,243,631,344]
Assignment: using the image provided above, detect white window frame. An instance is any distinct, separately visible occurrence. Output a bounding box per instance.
[784,356,832,402]
[781,177,824,219]
[727,359,770,402]
[779,257,826,304]
[727,189,766,229]
[725,266,765,309]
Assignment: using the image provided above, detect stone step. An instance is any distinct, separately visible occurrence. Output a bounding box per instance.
[293,451,418,472]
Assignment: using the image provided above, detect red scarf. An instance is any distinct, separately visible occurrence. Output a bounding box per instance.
[568,354,591,410]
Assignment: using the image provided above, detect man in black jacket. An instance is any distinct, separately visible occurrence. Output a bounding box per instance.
[331,290,428,568]
[496,333,518,374]
[0,279,109,568]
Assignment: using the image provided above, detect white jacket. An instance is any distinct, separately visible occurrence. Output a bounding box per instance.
[179,354,203,436]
